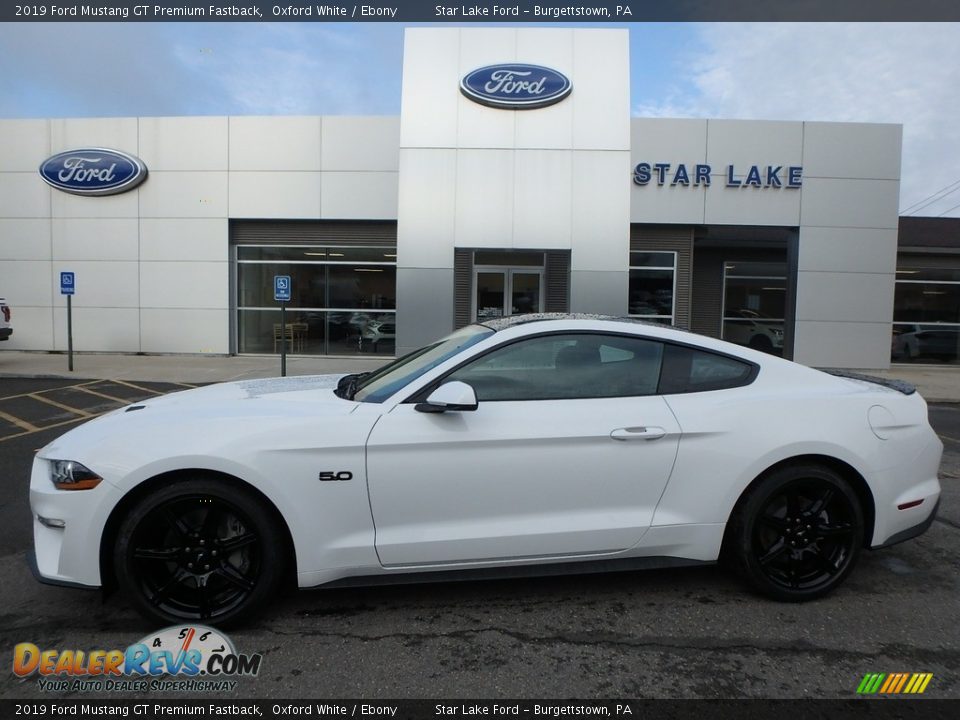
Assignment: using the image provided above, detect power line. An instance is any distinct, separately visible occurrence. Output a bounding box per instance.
[901,177,960,215]
[937,200,960,217]
[901,177,960,213]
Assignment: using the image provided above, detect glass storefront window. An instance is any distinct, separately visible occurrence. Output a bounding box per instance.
[892,266,960,364]
[237,246,397,263]
[722,262,786,355]
[328,266,396,310]
[628,252,675,322]
[236,244,396,356]
[238,263,327,309]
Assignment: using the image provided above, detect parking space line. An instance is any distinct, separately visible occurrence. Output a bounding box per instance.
[0,379,105,404]
[0,412,100,443]
[939,433,960,445]
[73,386,134,404]
[0,409,40,433]
[109,379,165,395]
[28,393,93,417]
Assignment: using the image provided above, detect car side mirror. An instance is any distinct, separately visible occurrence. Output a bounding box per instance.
[415,381,478,413]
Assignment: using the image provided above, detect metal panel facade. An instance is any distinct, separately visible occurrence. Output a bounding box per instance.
[0,28,908,368]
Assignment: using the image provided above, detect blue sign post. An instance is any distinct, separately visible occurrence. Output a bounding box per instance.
[274,275,292,376]
[60,272,76,371]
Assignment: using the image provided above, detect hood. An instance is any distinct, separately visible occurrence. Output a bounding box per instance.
[134,373,350,409]
[38,373,357,460]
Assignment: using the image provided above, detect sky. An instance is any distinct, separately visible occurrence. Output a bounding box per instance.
[1,21,958,216]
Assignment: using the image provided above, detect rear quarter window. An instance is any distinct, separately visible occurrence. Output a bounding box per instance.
[658,344,756,394]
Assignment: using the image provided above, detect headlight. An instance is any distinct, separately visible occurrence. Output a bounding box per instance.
[49,460,102,491]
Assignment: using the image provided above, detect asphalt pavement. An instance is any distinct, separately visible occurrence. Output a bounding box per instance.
[0,377,957,700]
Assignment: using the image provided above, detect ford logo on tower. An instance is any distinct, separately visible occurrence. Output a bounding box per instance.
[460,64,572,110]
[39,148,148,196]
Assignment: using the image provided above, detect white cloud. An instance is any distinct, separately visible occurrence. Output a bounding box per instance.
[173,24,402,115]
[0,23,403,118]
[633,23,960,216]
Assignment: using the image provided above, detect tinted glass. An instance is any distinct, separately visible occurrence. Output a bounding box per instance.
[658,344,754,394]
[893,282,960,324]
[511,273,541,315]
[327,266,396,309]
[896,267,960,282]
[629,269,674,317]
[476,272,506,321]
[474,251,544,266]
[891,323,960,363]
[236,309,393,356]
[238,246,395,263]
[448,333,664,401]
[629,252,675,268]
[237,263,326,308]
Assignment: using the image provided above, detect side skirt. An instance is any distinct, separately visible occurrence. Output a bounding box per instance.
[315,556,713,591]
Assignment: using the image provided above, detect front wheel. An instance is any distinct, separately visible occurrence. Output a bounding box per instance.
[114,478,285,626]
[728,465,864,601]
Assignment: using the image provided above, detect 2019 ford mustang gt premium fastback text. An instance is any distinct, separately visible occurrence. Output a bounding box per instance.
[29,315,942,625]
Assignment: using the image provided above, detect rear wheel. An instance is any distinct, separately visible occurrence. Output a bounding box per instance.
[728,464,863,601]
[114,478,285,626]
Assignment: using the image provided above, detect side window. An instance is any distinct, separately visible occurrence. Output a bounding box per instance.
[658,344,755,394]
[447,333,664,401]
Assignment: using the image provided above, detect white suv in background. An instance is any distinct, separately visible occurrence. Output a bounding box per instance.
[0,297,12,342]
[722,309,784,354]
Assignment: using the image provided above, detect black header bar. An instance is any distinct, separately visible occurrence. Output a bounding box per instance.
[4,1,960,23]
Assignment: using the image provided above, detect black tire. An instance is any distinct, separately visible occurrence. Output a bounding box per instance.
[727,464,864,601]
[114,478,285,627]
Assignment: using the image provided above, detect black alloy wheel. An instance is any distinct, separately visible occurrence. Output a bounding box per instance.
[115,479,285,626]
[729,464,864,601]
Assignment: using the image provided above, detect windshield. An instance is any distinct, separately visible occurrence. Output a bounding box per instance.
[352,325,494,403]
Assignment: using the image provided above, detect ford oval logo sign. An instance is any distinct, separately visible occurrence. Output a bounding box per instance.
[460,64,572,110]
[39,148,148,196]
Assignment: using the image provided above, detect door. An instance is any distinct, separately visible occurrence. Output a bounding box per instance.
[365,332,681,567]
[474,268,543,322]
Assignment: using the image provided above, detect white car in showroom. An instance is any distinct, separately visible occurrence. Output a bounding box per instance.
[29,315,942,625]
[0,296,12,342]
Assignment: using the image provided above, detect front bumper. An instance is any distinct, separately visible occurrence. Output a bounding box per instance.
[26,549,98,590]
[30,456,121,588]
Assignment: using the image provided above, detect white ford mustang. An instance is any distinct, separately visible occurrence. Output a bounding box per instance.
[30,315,942,625]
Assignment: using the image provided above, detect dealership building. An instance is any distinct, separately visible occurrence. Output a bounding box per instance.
[1,27,958,368]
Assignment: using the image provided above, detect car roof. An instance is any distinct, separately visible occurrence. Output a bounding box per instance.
[478,313,680,332]
[474,313,768,361]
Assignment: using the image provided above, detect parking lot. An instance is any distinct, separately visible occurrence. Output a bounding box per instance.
[0,377,957,699]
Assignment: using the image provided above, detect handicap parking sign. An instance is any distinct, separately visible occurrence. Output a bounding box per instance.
[274,275,291,302]
[60,271,75,295]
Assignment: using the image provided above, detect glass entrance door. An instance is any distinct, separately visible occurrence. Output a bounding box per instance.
[721,261,787,355]
[474,268,543,322]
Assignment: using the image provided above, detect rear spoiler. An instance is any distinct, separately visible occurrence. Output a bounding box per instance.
[821,369,916,395]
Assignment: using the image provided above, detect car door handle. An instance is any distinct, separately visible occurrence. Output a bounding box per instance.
[610,426,667,441]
